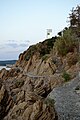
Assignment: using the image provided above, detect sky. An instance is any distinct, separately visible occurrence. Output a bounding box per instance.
[0,0,80,60]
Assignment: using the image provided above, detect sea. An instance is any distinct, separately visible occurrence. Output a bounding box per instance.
[0,66,11,70]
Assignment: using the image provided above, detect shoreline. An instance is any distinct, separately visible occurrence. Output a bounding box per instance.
[0,66,11,70]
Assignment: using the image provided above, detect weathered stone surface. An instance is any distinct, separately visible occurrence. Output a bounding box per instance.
[0,80,13,120]
[30,100,56,120]
[50,74,64,89]
[16,90,25,104]
[4,100,56,120]
[67,64,79,78]
[0,68,8,79]
[25,91,42,105]
[1,38,79,120]
[4,102,27,120]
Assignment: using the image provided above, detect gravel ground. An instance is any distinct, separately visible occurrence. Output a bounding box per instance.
[48,75,80,120]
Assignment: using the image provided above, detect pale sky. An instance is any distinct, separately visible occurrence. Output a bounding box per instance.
[0,0,80,60]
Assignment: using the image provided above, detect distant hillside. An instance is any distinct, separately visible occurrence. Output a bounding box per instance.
[0,60,17,66]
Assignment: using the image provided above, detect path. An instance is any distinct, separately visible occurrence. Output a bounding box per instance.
[48,75,80,120]
[23,71,58,79]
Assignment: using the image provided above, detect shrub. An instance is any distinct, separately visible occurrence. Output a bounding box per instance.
[54,29,78,56]
[44,98,55,107]
[62,71,71,82]
[25,45,37,61]
[25,37,57,61]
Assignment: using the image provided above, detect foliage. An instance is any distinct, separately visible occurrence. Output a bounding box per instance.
[25,37,57,61]
[44,98,55,107]
[54,29,78,56]
[39,37,56,57]
[69,5,80,37]
[62,71,71,82]
[42,54,49,62]
[25,45,37,61]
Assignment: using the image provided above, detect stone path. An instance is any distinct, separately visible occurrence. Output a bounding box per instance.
[23,71,57,79]
[48,75,80,120]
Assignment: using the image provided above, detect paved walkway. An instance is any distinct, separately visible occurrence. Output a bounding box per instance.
[48,75,80,120]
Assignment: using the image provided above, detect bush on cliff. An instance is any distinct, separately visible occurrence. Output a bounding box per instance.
[25,37,56,61]
[54,29,78,56]
[62,71,71,82]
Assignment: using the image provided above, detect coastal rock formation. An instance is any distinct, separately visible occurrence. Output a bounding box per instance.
[1,74,57,120]
[0,80,13,120]
[0,36,79,119]
[4,100,56,120]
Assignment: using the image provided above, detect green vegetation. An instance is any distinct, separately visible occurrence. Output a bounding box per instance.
[25,37,56,61]
[69,5,80,37]
[62,71,71,82]
[25,45,37,61]
[44,98,55,107]
[42,54,49,62]
[24,5,80,62]
[54,29,78,56]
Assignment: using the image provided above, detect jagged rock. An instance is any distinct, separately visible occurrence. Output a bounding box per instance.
[34,78,51,97]
[0,80,13,120]
[0,68,8,79]
[4,102,28,120]
[23,100,56,120]
[1,37,79,120]
[22,77,34,92]
[0,85,5,102]
[4,100,57,120]
[50,74,64,89]
[25,91,42,105]
[15,90,25,104]
[11,88,21,96]
[22,104,33,120]
[67,64,79,78]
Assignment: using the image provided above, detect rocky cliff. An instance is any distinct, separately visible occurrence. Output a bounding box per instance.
[0,35,79,120]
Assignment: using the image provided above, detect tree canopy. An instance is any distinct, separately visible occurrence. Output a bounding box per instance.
[69,5,80,37]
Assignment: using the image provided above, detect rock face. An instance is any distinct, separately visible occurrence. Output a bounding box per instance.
[1,74,57,120]
[48,76,80,120]
[0,37,79,120]
[4,100,56,120]
[0,80,13,120]
[0,67,59,120]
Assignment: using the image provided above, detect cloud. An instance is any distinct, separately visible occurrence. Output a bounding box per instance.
[19,43,28,47]
[8,40,16,42]
[6,43,18,48]
[0,46,5,49]
[24,40,30,43]
[5,40,30,48]
[0,40,30,60]
[6,43,29,48]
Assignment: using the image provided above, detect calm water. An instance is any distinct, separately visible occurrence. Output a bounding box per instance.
[0,66,11,70]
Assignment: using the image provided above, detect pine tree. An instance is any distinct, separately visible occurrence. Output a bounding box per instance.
[69,5,80,37]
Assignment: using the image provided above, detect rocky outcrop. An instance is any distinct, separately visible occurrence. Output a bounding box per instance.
[1,74,57,120]
[0,71,58,120]
[0,37,79,120]
[0,80,13,120]
[4,100,56,120]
